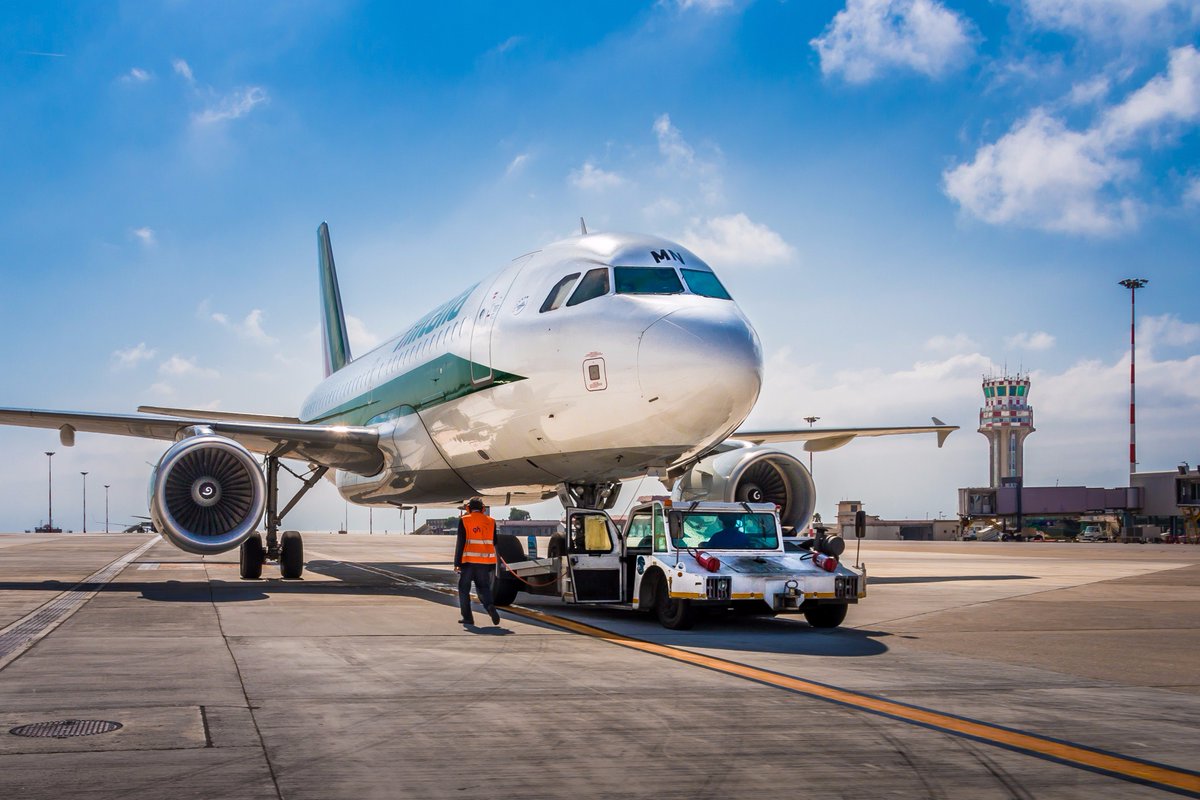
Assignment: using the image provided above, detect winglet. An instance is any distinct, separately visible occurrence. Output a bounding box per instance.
[932,417,954,448]
[318,222,352,377]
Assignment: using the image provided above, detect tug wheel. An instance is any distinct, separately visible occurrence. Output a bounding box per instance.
[803,603,848,629]
[651,572,695,630]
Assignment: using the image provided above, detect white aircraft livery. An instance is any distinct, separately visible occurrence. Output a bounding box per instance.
[0,223,956,578]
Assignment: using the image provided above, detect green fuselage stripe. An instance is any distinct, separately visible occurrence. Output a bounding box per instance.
[306,353,526,426]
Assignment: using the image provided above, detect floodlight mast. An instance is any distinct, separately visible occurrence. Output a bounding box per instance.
[1119,278,1148,476]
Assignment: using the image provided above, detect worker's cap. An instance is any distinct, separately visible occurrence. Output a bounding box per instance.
[467,497,485,512]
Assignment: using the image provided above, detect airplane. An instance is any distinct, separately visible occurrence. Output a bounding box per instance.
[0,223,957,579]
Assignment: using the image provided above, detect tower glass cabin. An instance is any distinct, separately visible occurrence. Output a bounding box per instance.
[978,375,1035,488]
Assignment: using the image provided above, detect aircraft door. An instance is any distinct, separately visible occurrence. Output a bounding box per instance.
[564,508,622,603]
[469,255,532,385]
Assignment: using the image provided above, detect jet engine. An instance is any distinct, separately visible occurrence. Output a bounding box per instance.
[149,433,266,555]
[672,446,816,533]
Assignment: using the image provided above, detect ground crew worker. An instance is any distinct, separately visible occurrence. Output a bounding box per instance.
[453,497,501,627]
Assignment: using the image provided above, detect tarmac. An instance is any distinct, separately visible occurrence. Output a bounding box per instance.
[0,531,1197,799]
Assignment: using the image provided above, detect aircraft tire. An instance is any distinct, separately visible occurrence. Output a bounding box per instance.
[492,533,526,606]
[803,603,847,629]
[239,533,264,580]
[652,572,695,630]
[279,530,304,579]
[493,576,520,607]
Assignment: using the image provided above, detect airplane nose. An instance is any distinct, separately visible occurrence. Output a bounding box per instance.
[637,306,763,438]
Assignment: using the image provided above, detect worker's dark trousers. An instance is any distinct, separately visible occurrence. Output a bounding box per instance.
[458,563,496,624]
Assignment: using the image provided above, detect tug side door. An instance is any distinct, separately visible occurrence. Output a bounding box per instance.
[564,508,622,603]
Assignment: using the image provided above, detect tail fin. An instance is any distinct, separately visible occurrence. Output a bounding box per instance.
[318,222,352,377]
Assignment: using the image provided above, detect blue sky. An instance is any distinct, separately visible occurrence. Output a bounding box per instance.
[2,0,1199,532]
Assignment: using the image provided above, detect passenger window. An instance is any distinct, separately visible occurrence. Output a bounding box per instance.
[566,268,610,307]
[681,269,732,300]
[540,273,581,313]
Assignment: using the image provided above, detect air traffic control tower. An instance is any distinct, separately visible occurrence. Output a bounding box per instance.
[979,375,1035,487]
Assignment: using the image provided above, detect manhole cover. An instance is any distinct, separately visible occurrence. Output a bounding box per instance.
[10,719,122,739]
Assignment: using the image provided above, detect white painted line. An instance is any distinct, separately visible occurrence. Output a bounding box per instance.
[0,537,159,671]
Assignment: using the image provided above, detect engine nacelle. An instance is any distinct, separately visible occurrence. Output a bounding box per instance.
[149,434,266,555]
[672,446,816,533]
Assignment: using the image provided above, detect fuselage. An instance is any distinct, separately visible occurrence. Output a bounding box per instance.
[298,232,764,507]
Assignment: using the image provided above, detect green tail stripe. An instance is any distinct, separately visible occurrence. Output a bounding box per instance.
[318,222,352,377]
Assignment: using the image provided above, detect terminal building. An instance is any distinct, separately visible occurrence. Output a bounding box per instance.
[834,500,960,541]
[958,373,1198,541]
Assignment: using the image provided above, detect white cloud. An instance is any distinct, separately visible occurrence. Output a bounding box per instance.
[194,86,268,125]
[1185,176,1200,206]
[1141,313,1200,348]
[131,226,155,246]
[491,35,525,55]
[1020,0,1200,42]
[121,67,151,84]
[652,114,722,204]
[811,0,976,84]
[654,113,696,168]
[159,355,219,379]
[944,46,1200,235]
[346,316,381,353]
[147,382,176,399]
[1004,331,1056,350]
[172,58,194,83]
[569,162,625,191]
[209,308,278,345]
[669,0,738,11]
[680,213,795,268]
[112,343,157,368]
[943,110,1138,234]
[925,333,979,352]
[1067,76,1111,107]
[506,153,530,176]
[237,309,276,345]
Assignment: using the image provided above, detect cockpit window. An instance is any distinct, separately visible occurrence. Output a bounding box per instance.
[540,272,581,313]
[614,267,684,295]
[681,269,732,300]
[566,267,610,307]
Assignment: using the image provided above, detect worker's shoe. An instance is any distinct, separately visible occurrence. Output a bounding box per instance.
[488,607,500,626]
[458,618,473,626]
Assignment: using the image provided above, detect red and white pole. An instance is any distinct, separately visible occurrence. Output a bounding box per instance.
[1119,278,1148,476]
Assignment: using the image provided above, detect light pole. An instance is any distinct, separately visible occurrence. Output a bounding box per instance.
[81,471,88,533]
[104,484,110,534]
[803,416,820,476]
[1119,278,1148,477]
[45,451,55,531]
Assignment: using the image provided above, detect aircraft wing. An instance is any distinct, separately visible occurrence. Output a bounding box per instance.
[0,407,383,474]
[732,418,958,452]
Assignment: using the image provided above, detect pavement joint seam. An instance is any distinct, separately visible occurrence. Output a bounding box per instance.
[0,536,157,672]
[206,561,284,800]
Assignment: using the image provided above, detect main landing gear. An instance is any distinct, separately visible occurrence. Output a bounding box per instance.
[239,456,327,580]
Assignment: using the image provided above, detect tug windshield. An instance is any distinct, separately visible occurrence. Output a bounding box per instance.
[671,511,779,551]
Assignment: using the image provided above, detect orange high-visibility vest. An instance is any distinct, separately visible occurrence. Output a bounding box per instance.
[460,512,497,565]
